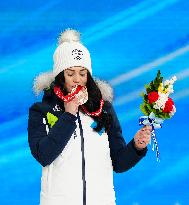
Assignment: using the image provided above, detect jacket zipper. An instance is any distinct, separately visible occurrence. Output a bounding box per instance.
[77,111,86,205]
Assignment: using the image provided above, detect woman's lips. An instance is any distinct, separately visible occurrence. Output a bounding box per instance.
[72,85,80,89]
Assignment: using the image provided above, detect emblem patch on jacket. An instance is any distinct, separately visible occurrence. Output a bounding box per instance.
[43,112,59,134]
[46,112,58,128]
[90,121,105,136]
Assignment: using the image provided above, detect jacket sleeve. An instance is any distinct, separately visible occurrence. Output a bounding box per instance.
[27,103,77,167]
[106,101,148,173]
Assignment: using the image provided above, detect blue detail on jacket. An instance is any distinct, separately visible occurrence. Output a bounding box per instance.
[90,121,105,136]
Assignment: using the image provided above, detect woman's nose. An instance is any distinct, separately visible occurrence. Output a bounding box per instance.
[73,74,80,83]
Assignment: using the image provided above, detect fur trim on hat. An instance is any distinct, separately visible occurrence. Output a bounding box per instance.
[33,72,114,102]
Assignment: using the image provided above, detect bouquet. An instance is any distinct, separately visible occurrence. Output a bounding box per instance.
[139,70,177,162]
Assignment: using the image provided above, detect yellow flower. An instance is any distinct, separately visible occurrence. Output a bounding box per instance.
[46,112,58,128]
[158,83,163,93]
[162,88,167,94]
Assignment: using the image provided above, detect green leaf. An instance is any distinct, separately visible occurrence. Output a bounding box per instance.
[140,104,149,115]
[140,92,145,97]
[153,70,163,91]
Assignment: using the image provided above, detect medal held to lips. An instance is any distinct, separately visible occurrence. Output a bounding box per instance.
[75,86,88,105]
[54,84,88,105]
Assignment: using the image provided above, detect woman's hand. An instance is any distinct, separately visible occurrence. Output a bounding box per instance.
[64,87,88,115]
[133,125,152,150]
[64,97,79,116]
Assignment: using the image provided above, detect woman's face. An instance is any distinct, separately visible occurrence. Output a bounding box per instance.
[64,66,88,93]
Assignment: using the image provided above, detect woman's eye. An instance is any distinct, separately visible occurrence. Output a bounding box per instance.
[68,74,73,77]
[80,73,86,77]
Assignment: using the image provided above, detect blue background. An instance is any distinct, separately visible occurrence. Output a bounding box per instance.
[0,0,189,204]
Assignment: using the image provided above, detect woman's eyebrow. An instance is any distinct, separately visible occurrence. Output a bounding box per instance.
[67,68,87,72]
[80,69,87,71]
[66,69,75,72]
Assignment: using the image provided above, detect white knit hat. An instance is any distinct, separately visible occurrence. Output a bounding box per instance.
[53,28,92,76]
[33,28,93,96]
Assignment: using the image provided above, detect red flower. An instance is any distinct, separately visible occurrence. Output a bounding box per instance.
[162,97,174,113]
[148,91,159,104]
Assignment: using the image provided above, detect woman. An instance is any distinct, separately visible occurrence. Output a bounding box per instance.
[27,28,152,205]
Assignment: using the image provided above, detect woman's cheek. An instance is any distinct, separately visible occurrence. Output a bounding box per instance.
[65,84,72,93]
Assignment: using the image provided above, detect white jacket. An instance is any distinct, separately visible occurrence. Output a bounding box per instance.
[40,110,116,205]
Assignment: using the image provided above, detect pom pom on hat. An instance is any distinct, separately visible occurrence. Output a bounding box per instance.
[58,28,81,45]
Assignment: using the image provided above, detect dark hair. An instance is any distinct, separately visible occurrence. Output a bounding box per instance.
[54,70,113,133]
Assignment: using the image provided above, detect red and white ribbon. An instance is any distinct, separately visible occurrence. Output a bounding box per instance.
[53,85,104,117]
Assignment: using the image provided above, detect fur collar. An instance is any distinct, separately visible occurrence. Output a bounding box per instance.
[33,71,114,103]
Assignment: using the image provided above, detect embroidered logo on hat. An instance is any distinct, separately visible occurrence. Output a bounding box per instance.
[72,49,83,60]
